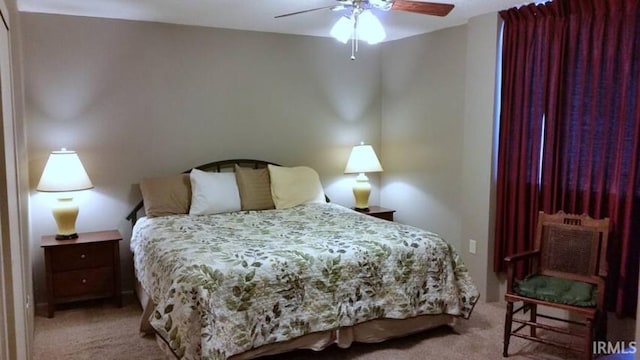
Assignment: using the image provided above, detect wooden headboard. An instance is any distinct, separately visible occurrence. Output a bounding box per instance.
[125,159,280,225]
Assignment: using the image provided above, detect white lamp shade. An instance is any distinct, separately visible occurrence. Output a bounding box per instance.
[330,16,353,44]
[358,10,386,45]
[330,11,386,45]
[36,150,93,192]
[344,143,383,174]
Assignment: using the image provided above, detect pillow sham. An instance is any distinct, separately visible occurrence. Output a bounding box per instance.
[268,164,325,209]
[234,165,275,211]
[189,168,241,215]
[139,174,191,218]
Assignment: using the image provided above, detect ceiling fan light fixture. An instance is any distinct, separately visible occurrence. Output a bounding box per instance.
[369,0,392,11]
[358,10,386,44]
[330,10,385,46]
[330,15,354,44]
[276,1,455,60]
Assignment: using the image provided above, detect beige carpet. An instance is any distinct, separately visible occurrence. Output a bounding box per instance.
[34,298,633,360]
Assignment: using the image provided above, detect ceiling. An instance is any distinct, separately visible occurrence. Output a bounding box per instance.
[17,0,532,42]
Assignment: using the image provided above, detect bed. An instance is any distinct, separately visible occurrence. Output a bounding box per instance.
[127,159,479,360]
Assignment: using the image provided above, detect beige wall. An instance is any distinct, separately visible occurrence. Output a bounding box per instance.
[22,13,382,303]
[379,25,467,252]
[460,13,500,301]
[380,14,501,301]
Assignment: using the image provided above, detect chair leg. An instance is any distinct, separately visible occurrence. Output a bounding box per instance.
[504,302,514,357]
[529,304,537,337]
[585,318,593,360]
[595,311,607,342]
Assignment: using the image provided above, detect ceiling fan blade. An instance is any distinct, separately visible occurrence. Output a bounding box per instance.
[391,1,454,17]
[274,5,336,19]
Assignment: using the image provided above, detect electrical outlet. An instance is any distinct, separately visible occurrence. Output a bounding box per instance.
[469,239,477,254]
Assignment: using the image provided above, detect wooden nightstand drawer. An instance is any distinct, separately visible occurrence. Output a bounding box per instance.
[50,242,113,272]
[53,267,113,298]
[41,230,123,317]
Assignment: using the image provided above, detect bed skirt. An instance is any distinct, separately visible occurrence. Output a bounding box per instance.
[135,279,455,359]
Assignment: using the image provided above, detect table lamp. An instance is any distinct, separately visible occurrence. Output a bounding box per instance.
[344,142,383,210]
[37,149,93,240]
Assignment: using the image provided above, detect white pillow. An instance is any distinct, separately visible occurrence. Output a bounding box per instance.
[268,165,325,209]
[189,169,241,215]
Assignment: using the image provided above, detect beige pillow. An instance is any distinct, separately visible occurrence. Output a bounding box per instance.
[234,165,275,211]
[268,165,325,209]
[140,174,191,217]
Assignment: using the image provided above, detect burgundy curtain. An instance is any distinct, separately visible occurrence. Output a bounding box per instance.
[494,0,640,316]
[494,2,564,274]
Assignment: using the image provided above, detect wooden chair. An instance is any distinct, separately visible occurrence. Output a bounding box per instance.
[503,211,610,359]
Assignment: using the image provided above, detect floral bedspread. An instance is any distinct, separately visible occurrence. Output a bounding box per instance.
[131,203,479,359]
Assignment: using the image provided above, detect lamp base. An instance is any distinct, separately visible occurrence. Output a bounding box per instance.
[52,197,80,241]
[352,173,372,210]
[55,233,79,240]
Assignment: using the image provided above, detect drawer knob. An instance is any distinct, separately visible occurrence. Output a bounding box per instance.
[81,279,87,284]
[80,254,86,259]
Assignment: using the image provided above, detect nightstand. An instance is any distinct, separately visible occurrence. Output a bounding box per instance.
[41,230,122,318]
[355,205,395,221]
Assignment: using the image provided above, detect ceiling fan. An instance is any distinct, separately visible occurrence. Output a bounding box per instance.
[275,0,455,19]
[275,0,455,59]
